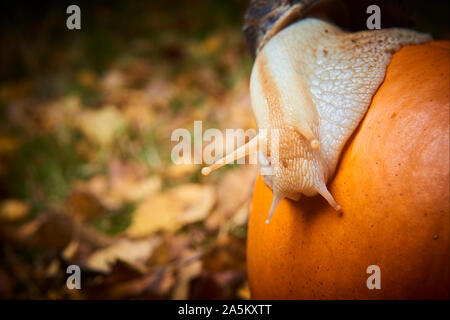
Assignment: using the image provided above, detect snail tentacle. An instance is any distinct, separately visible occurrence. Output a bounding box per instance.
[204,1,432,223]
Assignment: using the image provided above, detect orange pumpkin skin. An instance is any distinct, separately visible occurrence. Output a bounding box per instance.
[247,41,449,299]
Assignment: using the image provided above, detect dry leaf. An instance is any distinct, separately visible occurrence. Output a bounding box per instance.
[174,184,215,225]
[0,199,30,222]
[230,200,250,227]
[65,192,106,222]
[126,184,215,237]
[108,158,149,187]
[205,166,256,231]
[145,79,174,109]
[189,270,246,300]
[74,175,108,200]
[201,35,222,55]
[76,105,126,147]
[165,163,200,180]
[126,193,182,237]
[0,134,20,155]
[87,264,174,299]
[62,240,79,261]
[215,166,257,218]
[123,98,155,130]
[202,236,246,272]
[86,238,161,273]
[109,176,161,204]
[171,250,203,299]
[0,268,14,299]
[101,69,125,93]
[102,159,158,207]
[237,282,250,300]
[77,70,98,89]
[0,80,33,103]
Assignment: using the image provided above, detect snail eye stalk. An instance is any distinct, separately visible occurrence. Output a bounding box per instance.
[266,191,284,224]
[201,134,260,176]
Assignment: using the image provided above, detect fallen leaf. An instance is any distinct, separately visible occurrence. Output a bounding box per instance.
[77,69,98,89]
[0,199,30,222]
[205,166,256,230]
[86,237,161,273]
[62,240,79,261]
[237,282,250,300]
[145,79,175,109]
[189,270,246,300]
[201,34,222,55]
[0,134,20,155]
[214,166,257,219]
[65,192,106,222]
[123,96,155,130]
[202,236,246,272]
[166,234,194,261]
[171,250,203,299]
[45,259,61,278]
[74,175,108,200]
[108,158,150,188]
[109,176,162,204]
[0,268,14,299]
[0,80,33,103]
[174,184,215,225]
[2,211,114,263]
[122,59,152,87]
[87,264,174,299]
[230,200,250,227]
[101,69,125,93]
[76,105,126,147]
[126,184,215,237]
[165,163,200,180]
[126,193,181,237]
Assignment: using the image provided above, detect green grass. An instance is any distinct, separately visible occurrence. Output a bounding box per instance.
[6,131,92,209]
[91,203,135,235]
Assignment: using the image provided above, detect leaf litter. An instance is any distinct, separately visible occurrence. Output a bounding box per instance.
[0,0,256,299]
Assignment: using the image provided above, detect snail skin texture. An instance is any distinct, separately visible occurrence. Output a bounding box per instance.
[202,18,431,223]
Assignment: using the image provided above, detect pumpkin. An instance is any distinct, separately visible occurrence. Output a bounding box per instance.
[247,41,450,299]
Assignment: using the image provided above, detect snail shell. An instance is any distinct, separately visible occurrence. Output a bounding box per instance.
[243,0,318,58]
[202,0,431,223]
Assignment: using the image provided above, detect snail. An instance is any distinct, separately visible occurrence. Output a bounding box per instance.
[201,0,431,223]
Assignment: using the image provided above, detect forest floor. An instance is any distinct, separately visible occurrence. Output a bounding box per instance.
[0,0,258,299]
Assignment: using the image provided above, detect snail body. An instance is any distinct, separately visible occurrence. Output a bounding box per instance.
[202,1,431,223]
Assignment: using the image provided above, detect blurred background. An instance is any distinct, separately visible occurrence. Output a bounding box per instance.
[0,0,448,299]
